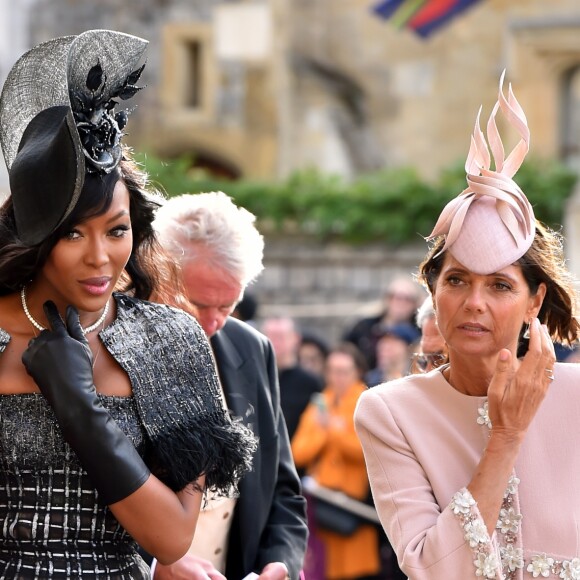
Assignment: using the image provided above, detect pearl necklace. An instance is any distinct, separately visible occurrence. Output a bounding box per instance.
[20,286,110,334]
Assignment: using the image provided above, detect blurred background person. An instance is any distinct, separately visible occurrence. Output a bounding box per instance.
[556,342,580,362]
[232,291,259,328]
[262,316,324,442]
[298,330,330,383]
[343,276,424,369]
[553,338,580,362]
[410,297,448,374]
[364,323,417,387]
[292,343,380,580]
[154,192,307,580]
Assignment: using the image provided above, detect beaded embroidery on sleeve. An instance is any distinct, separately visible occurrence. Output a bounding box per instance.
[451,398,580,579]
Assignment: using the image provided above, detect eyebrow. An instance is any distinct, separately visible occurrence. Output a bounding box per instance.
[445,266,519,284]
[493,272,519,284]
[106,210,130,223]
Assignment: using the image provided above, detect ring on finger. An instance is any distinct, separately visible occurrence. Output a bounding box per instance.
[545,368,555,381]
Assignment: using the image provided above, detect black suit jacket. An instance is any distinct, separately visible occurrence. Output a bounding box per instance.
[211,317,308,580]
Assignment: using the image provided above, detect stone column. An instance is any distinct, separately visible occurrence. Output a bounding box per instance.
[564,182,580,283]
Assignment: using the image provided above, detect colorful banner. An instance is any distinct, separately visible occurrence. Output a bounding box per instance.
[373,0,483,38]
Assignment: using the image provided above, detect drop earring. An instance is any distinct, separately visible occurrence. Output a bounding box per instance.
[523,320,531,339]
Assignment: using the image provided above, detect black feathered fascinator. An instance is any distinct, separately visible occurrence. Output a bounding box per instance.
[0,30,148,245]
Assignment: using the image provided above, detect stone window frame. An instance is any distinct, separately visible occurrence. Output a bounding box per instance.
[507,17,580,161]
[160,22,216,125]
[508,18,580,279]
[560,65,580,170]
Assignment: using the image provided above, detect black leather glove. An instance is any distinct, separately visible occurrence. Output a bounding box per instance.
[22,301,150,505]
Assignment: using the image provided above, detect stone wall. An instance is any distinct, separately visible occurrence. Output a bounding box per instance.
[250,236,427,346]
[18,0,580,183]
[283,0,580,180]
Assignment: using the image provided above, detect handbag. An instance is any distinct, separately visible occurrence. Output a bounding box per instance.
[302,477,380,537]
[311,495,366,535]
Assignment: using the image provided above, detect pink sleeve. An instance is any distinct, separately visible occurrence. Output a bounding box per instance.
[354,390,503,579]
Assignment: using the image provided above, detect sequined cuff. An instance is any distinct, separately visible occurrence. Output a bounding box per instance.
[450,488,501,579]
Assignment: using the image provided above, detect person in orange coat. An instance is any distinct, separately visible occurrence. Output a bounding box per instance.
[292,343,380,580]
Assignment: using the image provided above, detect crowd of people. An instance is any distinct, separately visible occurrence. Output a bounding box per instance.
[0,27,579,580]
[255,285,443,580]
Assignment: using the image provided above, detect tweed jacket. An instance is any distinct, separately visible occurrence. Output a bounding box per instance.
[0,293,256,578]
[97,293,256,493]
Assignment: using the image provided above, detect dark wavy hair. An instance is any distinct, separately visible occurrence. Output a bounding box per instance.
[419,221,580,351]
[0,153,190,311]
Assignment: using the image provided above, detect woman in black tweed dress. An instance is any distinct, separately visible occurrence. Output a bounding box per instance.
[0,29,256,578]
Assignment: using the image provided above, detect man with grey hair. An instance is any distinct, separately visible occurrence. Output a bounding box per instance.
[152,191,308,580]
[154,190,265,336]
[412,297,448,373]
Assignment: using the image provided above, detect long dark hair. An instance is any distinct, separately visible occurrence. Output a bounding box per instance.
[0,154,188,309]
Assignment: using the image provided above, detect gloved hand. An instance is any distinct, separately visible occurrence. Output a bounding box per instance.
[22,300,150,504]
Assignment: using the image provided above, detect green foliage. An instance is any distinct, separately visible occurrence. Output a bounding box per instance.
[136,152,577,246]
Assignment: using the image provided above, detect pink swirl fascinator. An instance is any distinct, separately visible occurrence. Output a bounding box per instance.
[428,71,535,275]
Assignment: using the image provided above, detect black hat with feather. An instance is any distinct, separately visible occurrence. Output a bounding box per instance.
[0,30,147,245]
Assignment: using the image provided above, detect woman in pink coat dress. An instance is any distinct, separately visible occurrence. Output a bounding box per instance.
[354,72,580,580]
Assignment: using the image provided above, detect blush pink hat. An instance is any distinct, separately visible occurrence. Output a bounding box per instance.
[428,71,535,275]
